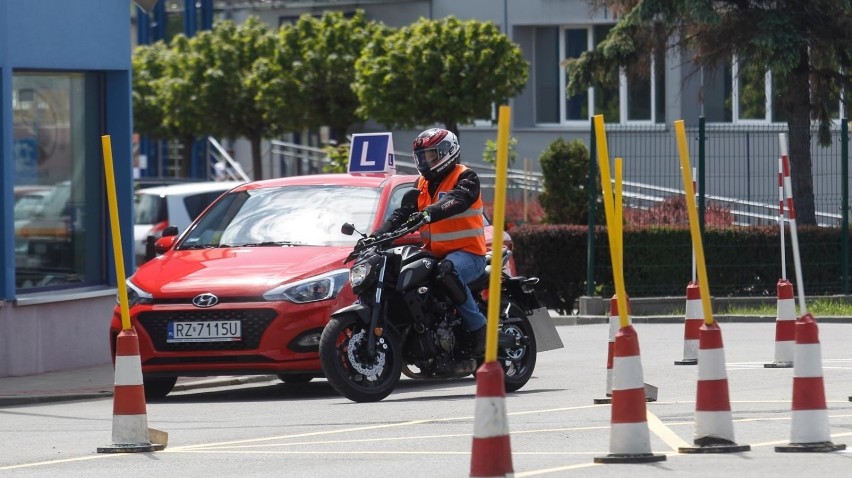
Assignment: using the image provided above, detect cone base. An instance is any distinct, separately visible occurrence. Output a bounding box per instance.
[594,453,666,464]
[679,444,750,454]
[763,362,793,368]
[674,359,697,366]
[775,442,846,453]
[97,443,166,453]
[593,397,612,404]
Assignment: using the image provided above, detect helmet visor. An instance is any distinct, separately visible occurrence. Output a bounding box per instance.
[414,148,441,169]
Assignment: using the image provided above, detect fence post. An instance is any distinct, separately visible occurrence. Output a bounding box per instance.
[842,118,849,295]
[587,117,598,297]
[698,116,706,234]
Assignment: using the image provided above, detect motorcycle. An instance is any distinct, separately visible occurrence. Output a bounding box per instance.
[319,213,563,403]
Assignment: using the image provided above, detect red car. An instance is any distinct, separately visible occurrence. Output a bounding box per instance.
[110,173,511,398]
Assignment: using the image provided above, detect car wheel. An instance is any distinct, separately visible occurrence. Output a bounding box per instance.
[276,373,314,384]
[143,376,177,401]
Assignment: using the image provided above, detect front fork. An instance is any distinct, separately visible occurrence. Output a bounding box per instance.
[367,255,389,355]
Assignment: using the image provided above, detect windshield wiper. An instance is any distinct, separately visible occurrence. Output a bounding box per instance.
[180,244,218,249]
[232,241,305,247]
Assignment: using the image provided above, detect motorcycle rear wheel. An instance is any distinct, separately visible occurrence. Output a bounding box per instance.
[319,314,401,403]
[501,311,537,393]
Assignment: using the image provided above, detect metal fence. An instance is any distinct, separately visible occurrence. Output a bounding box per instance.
[603,120,850,227]
[591,118,851,297]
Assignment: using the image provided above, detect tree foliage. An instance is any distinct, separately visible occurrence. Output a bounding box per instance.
[131,41,171,140]
[538,138,603,225]
[261,11,386,145]
[354,16,529,136]
[566,0,852,226]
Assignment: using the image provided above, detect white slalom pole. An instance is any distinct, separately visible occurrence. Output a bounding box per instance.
[779,133,806,316]
[778,157,787,280]
[692,168,697,283]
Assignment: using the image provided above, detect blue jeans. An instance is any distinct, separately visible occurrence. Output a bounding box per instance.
[444,250,487,331]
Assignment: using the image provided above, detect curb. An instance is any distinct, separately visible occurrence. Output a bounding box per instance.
[553,315,852,326]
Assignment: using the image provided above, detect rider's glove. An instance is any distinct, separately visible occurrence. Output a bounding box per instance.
[355,235,376,248]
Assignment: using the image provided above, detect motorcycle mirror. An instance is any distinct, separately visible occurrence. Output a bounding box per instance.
[341,223,355,236]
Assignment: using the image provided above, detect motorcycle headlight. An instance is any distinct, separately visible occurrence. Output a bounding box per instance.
[122,279,154,307]
[349,263,371,288]
[263,268,350,304]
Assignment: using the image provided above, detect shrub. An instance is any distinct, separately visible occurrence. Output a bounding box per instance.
[537,138,604,225]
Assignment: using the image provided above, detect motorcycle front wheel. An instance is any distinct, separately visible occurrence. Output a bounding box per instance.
[501,310,538,393]
[319,313,402,403]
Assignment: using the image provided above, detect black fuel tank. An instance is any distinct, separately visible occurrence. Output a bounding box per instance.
[391,245,437,291]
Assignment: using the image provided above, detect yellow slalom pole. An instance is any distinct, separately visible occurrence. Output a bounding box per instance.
[674,121,714,325]
[102,135,132,331]
[485,105,511,364]
[593,115,629,329]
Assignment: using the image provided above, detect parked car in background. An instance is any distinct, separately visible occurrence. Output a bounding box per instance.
[134,176,204,192]
[111,173,512,399]
[133,181,243,267]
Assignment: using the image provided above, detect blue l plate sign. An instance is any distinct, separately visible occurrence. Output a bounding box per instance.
[348,132,395,174]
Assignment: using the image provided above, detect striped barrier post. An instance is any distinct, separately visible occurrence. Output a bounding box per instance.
[675,282,701,365]
[765,279,795,368]
[679,321,750,453]
[470,361,513,477]
[97,328,166,453]
[594,326,666,464]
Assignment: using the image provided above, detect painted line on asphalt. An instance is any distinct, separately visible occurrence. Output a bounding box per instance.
[647,410,691,450]
[0,454,122,471]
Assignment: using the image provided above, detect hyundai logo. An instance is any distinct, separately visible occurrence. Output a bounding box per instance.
[192,293,219,308]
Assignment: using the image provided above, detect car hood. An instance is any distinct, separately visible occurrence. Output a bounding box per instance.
[131,246,352,296]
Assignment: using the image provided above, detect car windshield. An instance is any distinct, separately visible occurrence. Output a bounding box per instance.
[179,185,381,248]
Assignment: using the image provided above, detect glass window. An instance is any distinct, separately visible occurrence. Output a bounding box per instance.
[564,28,589,121]
[535,27,560,123]
[592,25,619,123]
[537,24,663,125]
[13,72,101,290]
[703,61,733,122]
[736,57,767,120]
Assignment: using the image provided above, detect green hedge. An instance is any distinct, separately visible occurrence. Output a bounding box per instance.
[510,224,851,313]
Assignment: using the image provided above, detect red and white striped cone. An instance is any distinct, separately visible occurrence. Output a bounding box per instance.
[764,279,795,368]
[470,361,513,477]
[675,282,702,365]
[98,328,166,453]
[776,314,846,452]
[594,325,666,464]
[594,295,621,404]
[679,321,750,453]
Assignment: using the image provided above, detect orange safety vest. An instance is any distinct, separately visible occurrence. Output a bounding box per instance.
[417,164,486,258]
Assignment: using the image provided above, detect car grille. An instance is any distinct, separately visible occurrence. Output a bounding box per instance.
[138,309,277,352]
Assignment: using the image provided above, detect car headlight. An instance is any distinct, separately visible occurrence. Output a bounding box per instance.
[349,263,371,288]
[263,268,350,304]
[122,279,154,306]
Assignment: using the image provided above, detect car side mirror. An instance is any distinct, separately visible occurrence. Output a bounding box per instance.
[155,235,177,254]
[162,226,178,237]
[341,223,355,236]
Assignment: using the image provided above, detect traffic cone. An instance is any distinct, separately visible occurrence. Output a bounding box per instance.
[594,295,620,404]
[776,314,846,452]
[764,279,795,368]
[679,321,750,453]
[594,325,666,464]
[97,328,167,453]
[675,282,701,365]
[470,361,512,477]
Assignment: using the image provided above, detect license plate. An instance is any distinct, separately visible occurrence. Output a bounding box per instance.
[167,320,242,343]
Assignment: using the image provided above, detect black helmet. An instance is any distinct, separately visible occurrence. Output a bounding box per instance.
[412,128,460,181]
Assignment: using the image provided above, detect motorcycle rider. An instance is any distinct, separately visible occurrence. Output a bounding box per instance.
[373,128,491,355]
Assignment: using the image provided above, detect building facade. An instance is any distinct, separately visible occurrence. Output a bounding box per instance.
[0,1,135,376]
